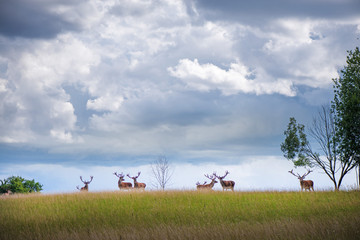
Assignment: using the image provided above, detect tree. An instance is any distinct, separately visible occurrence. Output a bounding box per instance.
[280,117,310,167]
[281,106,357,190]
[151,155,173,190]
[0,176,43,194]
[333,46,360,188]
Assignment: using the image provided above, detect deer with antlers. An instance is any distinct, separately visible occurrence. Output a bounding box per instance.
[114,172,132,190]
[76,176,93,191]
[289,169,314,191]
[196,173,218,190]
[214,171,235,191]
[127,172,146,190]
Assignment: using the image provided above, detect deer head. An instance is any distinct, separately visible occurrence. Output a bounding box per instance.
[114,172,125,181]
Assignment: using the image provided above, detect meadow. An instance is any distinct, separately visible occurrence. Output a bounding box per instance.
[0,190,359,240]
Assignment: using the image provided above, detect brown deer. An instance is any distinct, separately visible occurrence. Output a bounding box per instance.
[127,172,146,190]
[196,173,218,190]
[4,189,12,196]
[114,172,132,190]
[214,171,235,191]
[76,176,93,191]
[289,169,314,191]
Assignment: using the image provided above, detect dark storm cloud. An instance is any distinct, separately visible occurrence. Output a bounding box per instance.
[0,0,82,39]
[194,0,360,23]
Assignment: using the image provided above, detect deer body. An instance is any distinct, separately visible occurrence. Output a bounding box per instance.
[289,169,314,191]
[214,171,235,191]
[4,190,12,196]
[196,174,217,190]
[128,172,146,190]
[300,180,314,191]
[114,172,132,190]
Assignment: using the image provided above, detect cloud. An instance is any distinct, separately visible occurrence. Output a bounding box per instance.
[169,58,296,96]
[0,34,99,143]
[0,0,91,39]
[0,0,358,162]
[87,95,124,112]
[194,0,360,24]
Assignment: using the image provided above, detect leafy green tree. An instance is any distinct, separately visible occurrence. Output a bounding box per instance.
[333,46,360,187]
[280,117,310,167]
[0,176,43,194]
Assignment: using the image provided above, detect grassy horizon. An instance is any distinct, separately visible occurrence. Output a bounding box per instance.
[1,190,360,240]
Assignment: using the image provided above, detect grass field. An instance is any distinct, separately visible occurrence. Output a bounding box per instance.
[1,190,359,240]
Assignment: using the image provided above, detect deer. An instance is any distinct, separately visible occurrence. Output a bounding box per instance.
[76,176,93,191]
[127,172,146,190]
[289,169,314,191]
[114,172,132,190]
[214,171,235,191]
[3,189,12,196]
[196,173,218,190]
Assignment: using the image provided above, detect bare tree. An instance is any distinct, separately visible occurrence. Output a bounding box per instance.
[151,155,173,190]
[305,106,357,190]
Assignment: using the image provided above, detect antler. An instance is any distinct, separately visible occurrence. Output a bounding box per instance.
[80,176,93,184]
[214,171,229,179]
[128,172,141,179]
[204,174,216,180]
[196,181,207,186]
[301,169,312,178]
[288,169,300,177]
[114,172,124,178]
[87,176,93,184]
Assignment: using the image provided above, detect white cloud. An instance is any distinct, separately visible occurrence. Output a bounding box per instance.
[87,95,124,112]
[169,58,296,96]
[0,0,358,158]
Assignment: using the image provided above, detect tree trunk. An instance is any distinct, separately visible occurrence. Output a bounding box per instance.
[332,180,339,191]
[358,165,360,190]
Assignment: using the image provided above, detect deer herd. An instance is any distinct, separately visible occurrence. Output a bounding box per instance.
[76,169,315,192]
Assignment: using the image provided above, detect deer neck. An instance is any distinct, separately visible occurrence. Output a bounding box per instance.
[133,179,139,187]
[219,179,226,186]
[118,179,123,185]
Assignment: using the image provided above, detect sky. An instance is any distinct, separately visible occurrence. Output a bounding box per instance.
[0,0,359,193]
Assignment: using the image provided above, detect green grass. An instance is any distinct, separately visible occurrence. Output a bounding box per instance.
[1,190,360,240]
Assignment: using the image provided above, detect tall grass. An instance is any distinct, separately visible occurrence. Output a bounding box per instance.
[1,190,359,240]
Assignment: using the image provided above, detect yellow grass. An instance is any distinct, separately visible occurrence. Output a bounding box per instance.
[1,190,359,240]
